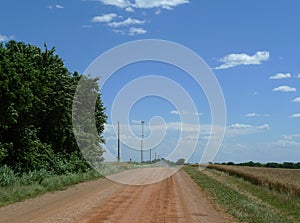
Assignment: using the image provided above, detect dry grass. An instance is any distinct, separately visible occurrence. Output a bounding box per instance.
[208,164,300,197]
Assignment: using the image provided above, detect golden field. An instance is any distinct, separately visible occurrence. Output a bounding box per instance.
[208,164,300,197]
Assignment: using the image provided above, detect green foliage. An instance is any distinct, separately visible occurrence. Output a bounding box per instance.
[0,41,107,173]
[0,166,101,207]
[0,165,16,186]
[175,158,185,165]
[72,75,107,170]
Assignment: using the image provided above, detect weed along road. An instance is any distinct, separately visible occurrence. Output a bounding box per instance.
[0,168,234,223]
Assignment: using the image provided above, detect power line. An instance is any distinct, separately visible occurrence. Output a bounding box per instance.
[141,120,145,163]
[117,121,120,162]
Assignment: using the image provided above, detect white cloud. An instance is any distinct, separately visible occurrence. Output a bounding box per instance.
[229,123,253,129]
[292,97,300,103]
[269,73,291,80]
[226,123,270,137]
[109,18,145,28]
[170,110,180,115]
[245,113,260,117]
[128,27,147,35]
[125,7,135,12]
[0,34,8,42]
[289,113,300,118]
[214,51,270,70]
[256,124,270,130]
[297,74,300,78]
[98,0,130,8]
[273,134,300,148]
[134,0,190,9]
[193,112,203,116]
[282,134,300,140]
[273,85,296,92]
[170,110,203,116]
[47,5,64,9]
[112,29,125,35]
[92,13,118,23]
[97,0,190,10]
[132,120,143,124]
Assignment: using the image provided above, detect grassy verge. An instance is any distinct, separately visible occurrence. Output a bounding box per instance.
[183,165,299,223]
[0,168,101,207]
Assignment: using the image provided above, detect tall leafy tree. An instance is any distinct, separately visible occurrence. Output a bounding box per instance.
[0,41,107,172]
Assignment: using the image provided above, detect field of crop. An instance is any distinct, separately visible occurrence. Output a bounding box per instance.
[208,164,300,197]
[184,165,300,223]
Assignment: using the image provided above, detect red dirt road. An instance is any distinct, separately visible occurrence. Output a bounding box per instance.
[0,168,234,223]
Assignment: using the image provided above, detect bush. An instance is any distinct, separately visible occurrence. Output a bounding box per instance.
[0,165,16,187]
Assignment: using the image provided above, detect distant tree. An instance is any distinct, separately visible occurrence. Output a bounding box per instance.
[238,161,263,167]
[282,162,295,169]
[227,162,235,166]
[265,162,279,168]
[175,158,185,165]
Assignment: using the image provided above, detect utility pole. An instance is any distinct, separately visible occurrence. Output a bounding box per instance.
[150,148,152,163]
[117,122,120,162]
[141,120,145,163]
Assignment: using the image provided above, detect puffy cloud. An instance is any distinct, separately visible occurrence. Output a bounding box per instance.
[226,123,270,137]
[170,110,180,115]
[91,13,118,23]
[215,51,270,70]
[289,113,300,118]
[125,7,135,12]
[269,73,291,80]
[128,27,147,35]
[0,34,8,42]
[256,124,270,130]
[109,18,145,27]
[292,97,300,103]
[98,0,130,8]
[97,0,190,10]
[134,0,190,9]
[245,113,260,117]
[273,86,296,92]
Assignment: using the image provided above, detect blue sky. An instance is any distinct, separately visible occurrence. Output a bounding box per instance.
[1,0,300,163]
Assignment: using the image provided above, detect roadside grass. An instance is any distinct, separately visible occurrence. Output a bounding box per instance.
[0,167,101,207]
[183,165,299,223]
[0,161,149,207]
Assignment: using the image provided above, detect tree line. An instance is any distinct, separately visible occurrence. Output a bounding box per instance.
[0,41,107,173]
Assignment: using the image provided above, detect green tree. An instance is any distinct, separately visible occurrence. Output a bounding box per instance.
[175,158,185,165]
[0,41,107,172]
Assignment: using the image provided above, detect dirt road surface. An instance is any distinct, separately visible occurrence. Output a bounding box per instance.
[0,168,234,223]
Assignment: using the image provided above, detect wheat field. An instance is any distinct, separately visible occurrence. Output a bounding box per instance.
[208,165,300,197]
